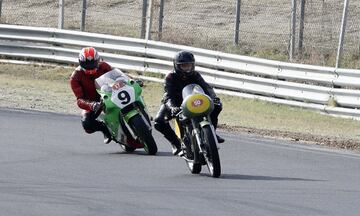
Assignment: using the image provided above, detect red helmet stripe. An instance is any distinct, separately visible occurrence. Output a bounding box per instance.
[88,47,94,58]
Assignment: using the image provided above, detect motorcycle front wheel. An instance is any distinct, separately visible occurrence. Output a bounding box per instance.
[128,114,158,155]
[181,127,202,174]
[186,160,202,174]
[201,125,221,178]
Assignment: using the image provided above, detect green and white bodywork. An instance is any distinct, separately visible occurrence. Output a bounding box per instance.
[95,68,157,155]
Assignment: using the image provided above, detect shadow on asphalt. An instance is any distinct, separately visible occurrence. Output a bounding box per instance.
[216,174,323,181]
[108,151,173,157]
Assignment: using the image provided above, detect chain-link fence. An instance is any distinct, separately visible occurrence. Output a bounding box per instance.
[300,0,343,52]
[0,0,143,37]
[0,0,58,28]
[157,0,359,67]
[238,0,292,51]
[0,0,359,68]
[157,0,238,51]
[340,0,360,64]
[85,0,143,37]
[295,0,360,66]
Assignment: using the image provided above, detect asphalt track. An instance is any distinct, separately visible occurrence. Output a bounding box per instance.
[0,108,359,216]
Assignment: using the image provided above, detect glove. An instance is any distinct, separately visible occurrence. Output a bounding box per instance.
[213,97,221,105]
[170,106,181,117]
[92,102,103,113]
[135,79,144,87]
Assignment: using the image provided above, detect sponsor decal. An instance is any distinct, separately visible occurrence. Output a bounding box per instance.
[112,81,126,90]
[192,99,203,107]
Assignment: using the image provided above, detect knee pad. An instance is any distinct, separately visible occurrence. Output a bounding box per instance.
[81,119,95,134]
[154,120,165,132]
[214,103,223,113]
[154,119,172,134]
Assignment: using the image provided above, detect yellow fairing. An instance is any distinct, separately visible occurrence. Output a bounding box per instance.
[185,94,211,114]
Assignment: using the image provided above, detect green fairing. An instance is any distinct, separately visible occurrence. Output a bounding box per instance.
[96,80,143,137]
[133,82,142,101]
[132,82,146,108]
[96,90,121,137]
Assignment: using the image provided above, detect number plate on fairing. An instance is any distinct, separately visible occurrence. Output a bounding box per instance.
[111,85,135,108]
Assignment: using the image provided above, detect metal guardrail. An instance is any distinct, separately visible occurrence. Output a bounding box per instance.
[1,24,360,119]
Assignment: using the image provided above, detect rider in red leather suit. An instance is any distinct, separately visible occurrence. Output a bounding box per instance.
[70,47,113,144]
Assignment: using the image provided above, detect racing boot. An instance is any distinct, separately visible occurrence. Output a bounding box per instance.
[216,134,225,143]
[167,135,183,156]
[103,133,112,144]
[171,140,183,156]
[211,111,224,143]
[100,123,112,144]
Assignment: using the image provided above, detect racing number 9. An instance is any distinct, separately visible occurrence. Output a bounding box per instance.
[118,90,130,105]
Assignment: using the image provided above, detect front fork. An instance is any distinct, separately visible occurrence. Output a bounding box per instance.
[191,117,219,158]
[191,120,203,154]
[191,118,209,164]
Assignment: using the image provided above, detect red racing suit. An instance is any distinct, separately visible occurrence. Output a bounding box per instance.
[70,62,112,111]
[69,62,142,147]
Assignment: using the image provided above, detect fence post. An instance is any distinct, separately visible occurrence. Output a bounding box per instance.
[80,0,86,31]
[140,0,148,39]
[145,0,154,40]
[0,0,3,19]
[289,0,297,61]
[336,0,350,69]
[234,0,241,45]
[358,31,360,55]
[58,0,65,29]
[158,0,165,40]
[298,0,306,56]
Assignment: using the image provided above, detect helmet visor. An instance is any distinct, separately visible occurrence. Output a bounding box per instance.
[80,59,99,70]
[178,63,194,73]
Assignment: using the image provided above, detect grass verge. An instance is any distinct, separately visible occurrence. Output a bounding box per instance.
[1,62,360,151]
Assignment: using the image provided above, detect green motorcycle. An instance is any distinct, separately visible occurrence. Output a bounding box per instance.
[95,68,157,155]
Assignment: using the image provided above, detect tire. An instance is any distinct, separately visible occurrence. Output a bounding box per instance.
[186,160,202,174]
[201,125,221,178]
[182,133,201,174]
[128,114,158,155]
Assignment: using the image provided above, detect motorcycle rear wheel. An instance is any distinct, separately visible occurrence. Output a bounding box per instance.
[201,125,221,178]
[128,114,158,155]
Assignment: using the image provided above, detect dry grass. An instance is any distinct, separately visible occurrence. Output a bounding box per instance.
[221,95,360,139]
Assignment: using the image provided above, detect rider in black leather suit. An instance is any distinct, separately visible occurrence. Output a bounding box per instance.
[154,50,225,155]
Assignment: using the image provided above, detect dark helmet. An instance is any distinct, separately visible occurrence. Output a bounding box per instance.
[78,47,100,75]
[173,51,195,77]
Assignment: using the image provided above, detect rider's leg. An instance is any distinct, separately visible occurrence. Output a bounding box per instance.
[154,104,182,155]
[210,104,225,143]
[81,110,111,144]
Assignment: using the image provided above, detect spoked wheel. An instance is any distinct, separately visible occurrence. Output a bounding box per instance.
[128,114,158,155]
[201,125,221,178]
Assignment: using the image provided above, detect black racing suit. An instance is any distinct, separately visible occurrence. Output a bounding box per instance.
[154,70,222,147]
